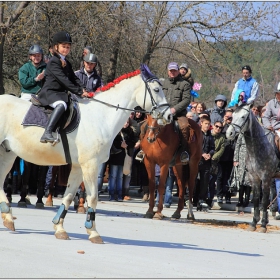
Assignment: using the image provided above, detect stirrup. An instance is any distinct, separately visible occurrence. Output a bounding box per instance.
[135,150,145,162]
[180,151,189,164]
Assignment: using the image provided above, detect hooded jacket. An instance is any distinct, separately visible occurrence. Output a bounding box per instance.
[210,94,227,124]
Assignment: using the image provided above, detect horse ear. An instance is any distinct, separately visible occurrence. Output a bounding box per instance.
[140,64,158,82]
[248,103,254,109]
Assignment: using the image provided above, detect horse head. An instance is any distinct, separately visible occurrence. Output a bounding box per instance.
[226,103,253,140]
[139,64,172,125]
[146,114,162,143]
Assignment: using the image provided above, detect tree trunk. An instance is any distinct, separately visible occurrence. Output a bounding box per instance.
[106,2,125,83]
[0,34,6,95]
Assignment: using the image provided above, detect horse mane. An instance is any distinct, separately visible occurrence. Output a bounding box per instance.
[95,69,141,94]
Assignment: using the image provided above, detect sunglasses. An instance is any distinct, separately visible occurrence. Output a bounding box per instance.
[215,125,223,129]
[226,117,232,120]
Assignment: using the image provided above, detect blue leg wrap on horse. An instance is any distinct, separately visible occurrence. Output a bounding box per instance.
[52,204,67,224]
[85,207,95,229]
[0,202,10,213]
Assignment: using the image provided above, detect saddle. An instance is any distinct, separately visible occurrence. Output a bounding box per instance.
[21,94,81,164]
[22,94,80,134]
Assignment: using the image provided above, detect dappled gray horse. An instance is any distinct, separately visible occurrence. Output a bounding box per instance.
[226,103,279,233]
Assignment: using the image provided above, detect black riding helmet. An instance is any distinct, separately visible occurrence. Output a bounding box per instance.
[83,53,97,64]
[52,31,72,46]
[29,44,43,55]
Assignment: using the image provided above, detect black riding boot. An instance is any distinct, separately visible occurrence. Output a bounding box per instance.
[40,104,65,143]
[236,185,245,207]
[243,186,251,207]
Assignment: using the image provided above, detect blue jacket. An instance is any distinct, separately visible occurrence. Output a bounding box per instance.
[75,68,102,92]
[230,76,259,105]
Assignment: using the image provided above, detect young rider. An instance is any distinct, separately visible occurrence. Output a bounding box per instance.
[38,31,89,143]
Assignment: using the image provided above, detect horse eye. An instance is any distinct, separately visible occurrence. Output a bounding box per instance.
[154,88,159,93]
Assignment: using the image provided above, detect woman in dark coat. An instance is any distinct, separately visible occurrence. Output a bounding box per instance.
[108,119,136,201]
[38,31,89,143]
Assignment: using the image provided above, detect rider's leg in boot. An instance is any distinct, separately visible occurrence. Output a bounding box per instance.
[136,120,147,161]
[177,117,190,164]
[110,144,122,154]
[236,184,244,207]
[40,104,65,143]
[243,186,251,207]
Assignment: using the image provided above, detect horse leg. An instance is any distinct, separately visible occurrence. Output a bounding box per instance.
[153,165,169,220]
[248,182,261,231]
[143,161,156,219]
[0,149,17,231]
[52,165,82,240]
[80,160,103,243]
[77,182,86,214]
[36,166,47,209]
[186,156,200,220]
[257,182,270,233]
[171,165,185,219]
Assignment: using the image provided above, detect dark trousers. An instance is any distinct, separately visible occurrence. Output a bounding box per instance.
[208,162,222,200]
[216,160,233,199]
[194,161,211,203]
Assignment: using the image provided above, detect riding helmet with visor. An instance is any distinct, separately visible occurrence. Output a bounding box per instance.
[83,53,98,64]
[29,44,43,55]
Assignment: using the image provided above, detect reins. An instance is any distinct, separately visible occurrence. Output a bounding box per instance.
[84,78,170,116]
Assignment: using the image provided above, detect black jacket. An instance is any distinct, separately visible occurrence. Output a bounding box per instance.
[108,126,136,166]
[38,53,84,106]
[200,130,215,165]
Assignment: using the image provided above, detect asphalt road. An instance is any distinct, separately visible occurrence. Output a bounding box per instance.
[1,194,279,279]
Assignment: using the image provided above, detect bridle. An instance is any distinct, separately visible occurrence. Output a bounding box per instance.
[86,77,170,122]
[229,106,271,139]
[228,106,250,135]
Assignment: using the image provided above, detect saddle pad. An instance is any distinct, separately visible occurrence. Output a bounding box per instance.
[21,103,80,134]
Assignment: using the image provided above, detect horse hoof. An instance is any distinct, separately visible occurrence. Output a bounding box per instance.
[257,227,267,233]
[89,236,104,244]
[55,231,70,240]
[17,202,27,208]
[153,212,163,220]
[35,202,44,209]
[3,220,15,231]
[187,214,195,221]
[247,225,256,232]
[45,201,53,207]
[77,207,86,214]
[25,197,31,205]
[171,212,181,219]
[144,212,154,219]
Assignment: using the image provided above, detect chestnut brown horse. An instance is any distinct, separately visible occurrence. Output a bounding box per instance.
[141,113,202,220]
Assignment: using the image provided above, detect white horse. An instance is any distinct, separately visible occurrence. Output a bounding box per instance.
[0,65,171,243]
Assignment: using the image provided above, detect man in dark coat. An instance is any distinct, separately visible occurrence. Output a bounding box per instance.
[136,62,193,164]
